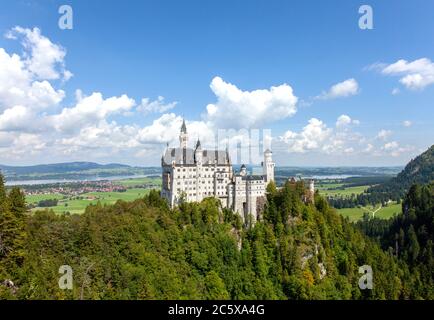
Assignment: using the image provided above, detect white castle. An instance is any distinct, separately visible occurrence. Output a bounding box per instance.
[161,120,275,224]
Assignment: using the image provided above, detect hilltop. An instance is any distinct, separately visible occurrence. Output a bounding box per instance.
[367,145,434,198]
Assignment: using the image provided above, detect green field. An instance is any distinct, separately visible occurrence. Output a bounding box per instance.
[320,185,369,197]
[337,203,401,222]
[113,176,162,187]
[28,187,154,215]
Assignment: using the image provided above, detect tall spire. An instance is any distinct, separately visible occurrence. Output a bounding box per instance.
[179,119,188,149]
[181,119,187,134]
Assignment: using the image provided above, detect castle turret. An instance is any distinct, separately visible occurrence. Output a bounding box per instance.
[263,149,275,185]
[195,139,202,162]
[309,179,315,203]
[179,119,188,149]
[240,164,247,176]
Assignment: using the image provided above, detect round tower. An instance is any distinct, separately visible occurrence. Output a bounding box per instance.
[309,179,315,202]
[263,149,275,184]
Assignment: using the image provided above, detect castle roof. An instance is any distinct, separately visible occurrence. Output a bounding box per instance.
[162,148,230,166]
[181,119,187,133]
[195,139,201,150]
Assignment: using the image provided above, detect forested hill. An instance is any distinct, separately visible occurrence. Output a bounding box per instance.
[1,175,432,299]
[367,145,434,199]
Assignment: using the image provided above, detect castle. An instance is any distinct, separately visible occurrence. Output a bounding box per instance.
[161,120,275,224]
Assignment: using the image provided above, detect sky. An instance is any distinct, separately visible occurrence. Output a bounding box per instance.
[0,0,433,167]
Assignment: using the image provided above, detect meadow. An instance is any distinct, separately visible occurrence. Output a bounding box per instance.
[336,203,401,222]
[25,177,161,214]
[317,180,401,222]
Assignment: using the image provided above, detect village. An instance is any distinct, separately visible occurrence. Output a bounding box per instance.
[23,180,127,197]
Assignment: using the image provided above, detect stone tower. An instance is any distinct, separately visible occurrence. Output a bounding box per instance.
[179,119,188,149]
[263,149,275,185]
[309,179,315,203]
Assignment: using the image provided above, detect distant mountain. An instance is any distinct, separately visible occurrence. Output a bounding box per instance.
[0,162,132,176]
[367,145,434,197]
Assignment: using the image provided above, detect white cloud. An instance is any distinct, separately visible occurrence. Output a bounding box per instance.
[278,115,376,156]
[136,113,215,147]
[137,96,177,115]
[51,92,136,133]
[380,58,434,90]
[381,141,414,157]
[279,118,332,153]
[403,120,412,127]
[376,129,392,141]
[316,78,359,100]
[0,105,34,131]
[336,114,360,128]
[7,26,71,80]
[0,49,65,112]
[204,76,298,129]
[278,116,416,160]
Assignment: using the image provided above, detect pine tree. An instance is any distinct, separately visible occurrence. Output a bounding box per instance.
[408,224,420,263]
[0,180,27,267]
[0,173,7,211]
[8,187,26,217]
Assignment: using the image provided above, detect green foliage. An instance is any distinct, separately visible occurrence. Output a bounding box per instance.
[0,174,432,299]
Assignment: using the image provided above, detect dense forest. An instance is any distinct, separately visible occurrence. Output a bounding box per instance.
[328,145,434,208]
[355,183,433,298]
[0,172,432,300]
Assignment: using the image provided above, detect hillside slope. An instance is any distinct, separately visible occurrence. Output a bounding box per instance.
[367,145,434,197]
[1,179,429,299]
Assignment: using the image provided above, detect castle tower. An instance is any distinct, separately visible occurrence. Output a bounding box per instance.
[240,164,247,176]
[194,138,203,202]
[179,119,188,149]
[309,179,315,203]
[263,149,275,185]
[194,139,203,164]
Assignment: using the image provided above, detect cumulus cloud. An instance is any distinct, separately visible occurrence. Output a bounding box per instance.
[50,92,136,133]
[316,78,359,100]
[279,118,333,153]
[279,115,368,154]
[0,48,65,112]
[376,129,392,141]
[6,26,71,80]
[136,113,215,147]
[137,96,177,115]
[0,27,420,165]
[403,120,412,127]
[336,114,360,128]
[378,58,434,90]
[0,105,34,131]
[204,76,298,129]
[277,115,417,159]
[381,141,414,157]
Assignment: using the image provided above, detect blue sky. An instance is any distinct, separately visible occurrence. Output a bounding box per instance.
[0,0,433,166]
